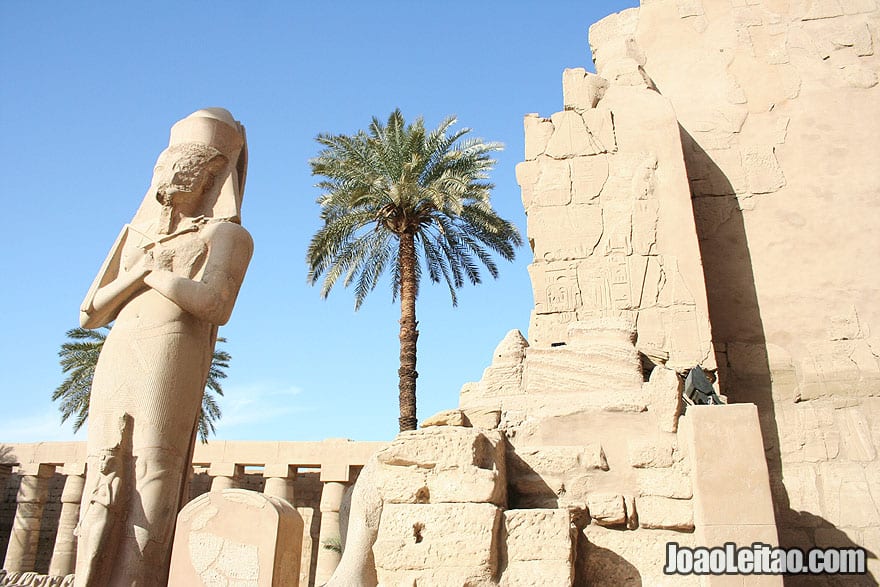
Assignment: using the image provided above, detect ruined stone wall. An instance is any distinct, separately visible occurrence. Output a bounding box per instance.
[590,0,880,581]
[516,62,716,374]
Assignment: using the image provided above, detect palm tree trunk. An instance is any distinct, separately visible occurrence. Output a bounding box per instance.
[397,232,419,431]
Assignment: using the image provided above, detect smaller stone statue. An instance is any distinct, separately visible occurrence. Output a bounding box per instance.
[74,415,132,586]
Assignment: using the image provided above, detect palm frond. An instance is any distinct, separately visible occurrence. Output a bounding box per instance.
[307,110,521,309]
[52,326,231,442]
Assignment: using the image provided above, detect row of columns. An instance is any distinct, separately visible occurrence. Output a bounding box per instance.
[2,462,353,584]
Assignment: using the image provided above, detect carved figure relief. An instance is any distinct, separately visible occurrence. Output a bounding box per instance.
[75,108,252,586]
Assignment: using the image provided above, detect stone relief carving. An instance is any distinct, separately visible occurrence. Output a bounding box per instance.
[75,108,252,586]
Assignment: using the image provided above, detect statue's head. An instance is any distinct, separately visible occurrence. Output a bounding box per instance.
[153,143,228,214]
[132,108,248,226]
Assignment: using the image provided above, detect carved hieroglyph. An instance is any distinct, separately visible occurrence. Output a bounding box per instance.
[75,108,253,586]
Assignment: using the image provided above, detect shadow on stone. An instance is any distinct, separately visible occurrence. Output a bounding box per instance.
[504,448,559,509]
[0,445,17,465]
[576,533,642,586]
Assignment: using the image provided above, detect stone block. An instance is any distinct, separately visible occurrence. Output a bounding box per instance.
[501,509,574,586]
[373,503,501,585]
[508,445,608,508]
[636,496,694,531]
[582,525,698,586]
[637,466,693,499]
[563,67,608,112]
[519,157,571,209]
[375,427,506,506]
[527,204,603,262]
[627,436,675,468]
[168,489,303,587]
[546,111,606,158]
[421,409,468,428]
[523,114,553,161]
[682,404,775,527]
[645,367,684,433]
[569,155,609,203]
[504,508,573,562]
[586,493,627,526]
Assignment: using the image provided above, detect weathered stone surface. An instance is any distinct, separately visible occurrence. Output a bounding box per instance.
[523,114,553,161]
[375,427,506,507]
[644,367,684,433]
[168,489,303,587]
[76,108,252,587]
[563,68,608,112]
[586,493,627,526]
[636,496,694,531]
[545,111,606,158]
[508,445,608,509]
[570,155,609,203]
[636,466,693,499]
[372,503,501,586]
[421,409,468,428]
[627,436,674,468]
[503,508,573,563]
[527,204,603,262]
[501,509,574,587]
[580,526,698,586]
[523,319,644,395]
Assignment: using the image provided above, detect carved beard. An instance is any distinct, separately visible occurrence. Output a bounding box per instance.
[156,190,176,235]
[157,203,174,235]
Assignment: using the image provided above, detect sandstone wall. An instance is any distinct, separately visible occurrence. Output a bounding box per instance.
[590,0,880,582]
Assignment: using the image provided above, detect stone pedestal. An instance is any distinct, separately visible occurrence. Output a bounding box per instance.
[168,489,303,587]
[682,404,781,586]
[3,464,54,572]
[48,468,86,577]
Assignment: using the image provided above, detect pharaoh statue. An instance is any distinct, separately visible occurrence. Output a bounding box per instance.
[75,108,253,586]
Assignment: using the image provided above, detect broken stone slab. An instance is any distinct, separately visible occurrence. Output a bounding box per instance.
[168,489,303,587]
[372,503,502,586]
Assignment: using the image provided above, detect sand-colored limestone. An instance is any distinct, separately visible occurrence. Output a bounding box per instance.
[168,489,303,586]
[585,1,880,579]
[73,108,253,587]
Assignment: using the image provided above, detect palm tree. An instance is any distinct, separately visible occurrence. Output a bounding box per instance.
[307,109,522,431]
[53,326,230,442]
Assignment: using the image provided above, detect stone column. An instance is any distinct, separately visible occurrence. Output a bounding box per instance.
[48,464,86,577]
[3,464,54,572]
[208,463,242,491]
[263,464,297,505]
[313,463,351,585]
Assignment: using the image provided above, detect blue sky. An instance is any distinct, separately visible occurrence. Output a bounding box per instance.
[0,1,638,443]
